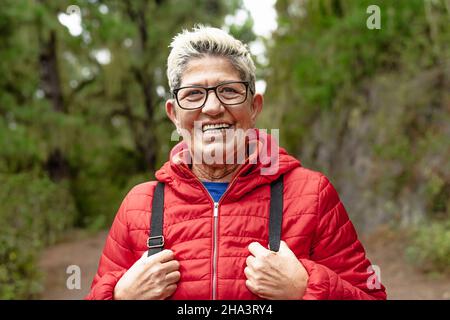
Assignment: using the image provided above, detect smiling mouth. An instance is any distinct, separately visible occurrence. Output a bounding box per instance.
[202,123,234,133]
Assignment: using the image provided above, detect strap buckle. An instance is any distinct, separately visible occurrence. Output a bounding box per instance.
[147,235,164,249]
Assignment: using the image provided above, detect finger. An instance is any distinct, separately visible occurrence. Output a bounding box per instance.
[138,251,154,268]
[165,270,181,284]
[244,266,256,280]
[156,249,175,263]
[248,242,270,258]
[246,255,256,268]
[161,259,180,273]
[278,241,298,260]
[246,280,272,300]
[142,249,174,264]
[278,240,291,253]
[140,250,150,261]
[245,279,259,296]
[163,283,177,299]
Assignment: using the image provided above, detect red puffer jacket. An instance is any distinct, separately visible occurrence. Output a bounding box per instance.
[86,130,386,300]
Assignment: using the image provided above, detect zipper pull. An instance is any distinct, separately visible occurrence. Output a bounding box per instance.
[213,202,219,217]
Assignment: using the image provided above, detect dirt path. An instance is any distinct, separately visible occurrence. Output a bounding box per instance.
[38,228,450,300]
[38,230,108,300]
[359,227,450,300]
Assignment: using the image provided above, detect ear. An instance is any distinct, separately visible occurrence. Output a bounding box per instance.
[250,93,263,125]
[165,99,179,128]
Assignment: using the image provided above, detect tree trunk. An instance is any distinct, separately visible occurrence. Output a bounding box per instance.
[124,0,161,173]
[38,28,70,181]
[39,30,65,113]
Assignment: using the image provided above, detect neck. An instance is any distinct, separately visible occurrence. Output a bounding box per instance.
[192,163,241,182]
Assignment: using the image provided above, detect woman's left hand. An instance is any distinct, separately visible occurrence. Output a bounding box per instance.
[244,241,309,300]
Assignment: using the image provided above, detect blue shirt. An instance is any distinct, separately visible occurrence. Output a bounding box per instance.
[202,181,229,202]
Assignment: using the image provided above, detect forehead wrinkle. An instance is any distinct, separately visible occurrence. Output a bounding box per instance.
[180,57,241,87]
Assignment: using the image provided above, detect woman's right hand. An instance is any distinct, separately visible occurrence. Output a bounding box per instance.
[114,249,180,300]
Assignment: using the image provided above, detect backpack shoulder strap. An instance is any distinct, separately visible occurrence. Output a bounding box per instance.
[147,182,165,257]
[269,174,284,252]
[147,176,283,256]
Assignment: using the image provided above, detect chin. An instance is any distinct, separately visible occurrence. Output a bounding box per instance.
[194,142,237,166]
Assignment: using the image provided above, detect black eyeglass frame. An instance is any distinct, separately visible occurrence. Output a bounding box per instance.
[172,80,254,110]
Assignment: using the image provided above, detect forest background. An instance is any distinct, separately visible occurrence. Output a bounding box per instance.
[0,0,449,299]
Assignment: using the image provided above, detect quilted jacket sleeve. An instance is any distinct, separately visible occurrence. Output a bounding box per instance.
[299,176,387,300]
[85,194,136,300]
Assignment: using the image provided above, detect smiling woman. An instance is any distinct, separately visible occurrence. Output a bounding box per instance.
[86,25,387,300]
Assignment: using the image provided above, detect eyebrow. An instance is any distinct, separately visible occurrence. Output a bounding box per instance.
[180,79,242,87]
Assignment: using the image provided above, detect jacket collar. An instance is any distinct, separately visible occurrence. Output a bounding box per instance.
[155,129,301,203]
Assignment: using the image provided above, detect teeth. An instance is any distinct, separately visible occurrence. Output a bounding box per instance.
[202,123,231,131]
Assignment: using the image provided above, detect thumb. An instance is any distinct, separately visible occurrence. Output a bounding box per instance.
[248,241,271,257]
[278,241,295,256]
[137,250,151,265]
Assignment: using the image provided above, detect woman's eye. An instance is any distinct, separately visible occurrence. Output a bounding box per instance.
[180,89,204,100]
[220,87,238,93]
[188,89,203,96]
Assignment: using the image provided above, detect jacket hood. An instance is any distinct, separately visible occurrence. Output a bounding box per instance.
[155,129,301,203]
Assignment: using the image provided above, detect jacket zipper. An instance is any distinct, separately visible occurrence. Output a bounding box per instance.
[178,164,247,300]
[208,169,246,300]
[212,202,219,300]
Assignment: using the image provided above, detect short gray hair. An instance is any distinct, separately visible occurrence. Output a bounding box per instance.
[167,25,256,94]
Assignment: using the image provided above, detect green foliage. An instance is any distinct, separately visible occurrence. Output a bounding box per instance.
[406,219,450,275]
[0,230,43,300]
[0,118,44,173]
[2,0,448,297]
[0,173,77,299]
[270,0,443,144]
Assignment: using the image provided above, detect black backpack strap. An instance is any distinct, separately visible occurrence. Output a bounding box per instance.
[269,174,284,252]
[147,182,165,257]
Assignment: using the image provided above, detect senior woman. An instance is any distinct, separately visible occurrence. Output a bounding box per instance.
[86,26,386,300]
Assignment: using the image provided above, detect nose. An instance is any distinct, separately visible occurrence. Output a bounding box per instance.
[201,89,224,116]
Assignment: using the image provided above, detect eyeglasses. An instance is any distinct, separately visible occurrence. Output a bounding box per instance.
[172,81,254,110]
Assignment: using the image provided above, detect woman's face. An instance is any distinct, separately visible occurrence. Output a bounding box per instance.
[166,55,263,165]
